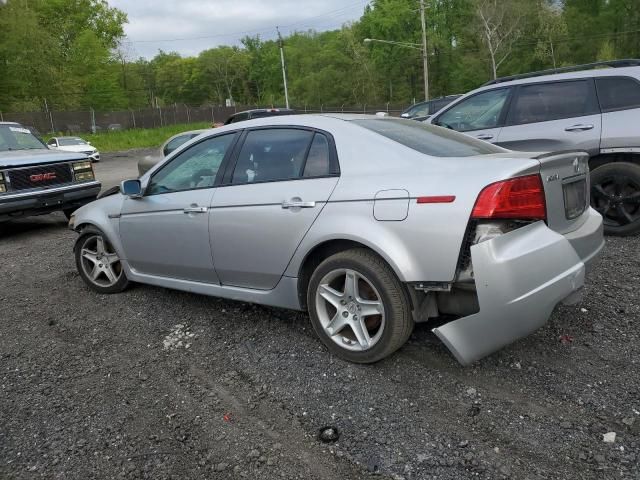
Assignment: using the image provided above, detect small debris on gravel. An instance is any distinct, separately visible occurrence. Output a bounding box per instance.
[162,323,196,350]
[318,426,340,443]
[603,432,617,443]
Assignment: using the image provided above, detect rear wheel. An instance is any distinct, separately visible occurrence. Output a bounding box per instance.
[590,162,640,236]
[307,248,413,363]
[75,227,129,294]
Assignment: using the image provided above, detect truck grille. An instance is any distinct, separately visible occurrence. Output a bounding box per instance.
[7,163,74,191]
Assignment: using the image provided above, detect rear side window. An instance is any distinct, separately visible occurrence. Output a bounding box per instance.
[303,133,331,177]
[508,80,597,125]
[596,77,640,112]
[352,119,505,157]
[231,129,314,184]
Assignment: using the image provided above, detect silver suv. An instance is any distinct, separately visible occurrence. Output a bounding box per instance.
[427,59,640,235]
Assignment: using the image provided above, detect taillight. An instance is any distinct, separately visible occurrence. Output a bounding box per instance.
[471,174,546,220]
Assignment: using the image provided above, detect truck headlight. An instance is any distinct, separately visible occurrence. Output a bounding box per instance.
[72,161,95,181]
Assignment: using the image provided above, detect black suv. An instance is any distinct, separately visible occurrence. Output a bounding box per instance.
[400,95,462,121]
[224,108,296,125]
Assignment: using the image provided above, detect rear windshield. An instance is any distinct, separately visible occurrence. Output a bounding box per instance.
[352,118,504,157]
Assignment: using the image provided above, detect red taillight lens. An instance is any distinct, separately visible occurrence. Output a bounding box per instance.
[471,174,546,220]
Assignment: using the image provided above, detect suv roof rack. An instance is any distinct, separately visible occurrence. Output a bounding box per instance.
[482,59,640,86]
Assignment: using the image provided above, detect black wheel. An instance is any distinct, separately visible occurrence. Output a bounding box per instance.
[74,226,129,294]
[590,162,640,236]
[63,208,75,220]
[307,248,413,364]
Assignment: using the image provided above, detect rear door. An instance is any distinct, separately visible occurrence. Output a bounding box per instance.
[595,76,640,152]
[210,127,339,290]
[497,79,602,156]
[431,88,512,143]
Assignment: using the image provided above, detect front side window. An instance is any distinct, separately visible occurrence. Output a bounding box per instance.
[231,129,315,184]
[508,80,596,125]
[436,89,510,132]
[148,134,235,195]
[596,76,640,112]
[406,103,430,117]
[163,134,193,156]
[58,137,87,146]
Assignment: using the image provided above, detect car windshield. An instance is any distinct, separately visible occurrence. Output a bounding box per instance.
[0,125,46,152]
[58,137,87,146]
[352,118,505,157]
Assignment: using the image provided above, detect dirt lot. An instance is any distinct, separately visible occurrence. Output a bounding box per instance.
[1,151,639,479]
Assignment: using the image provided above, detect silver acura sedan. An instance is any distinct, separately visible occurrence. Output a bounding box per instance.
[68,115,604,365]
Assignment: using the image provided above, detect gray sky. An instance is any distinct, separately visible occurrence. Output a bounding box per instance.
[110,0,371,59]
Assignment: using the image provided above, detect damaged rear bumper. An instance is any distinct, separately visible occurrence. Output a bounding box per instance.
[433,208,604,365]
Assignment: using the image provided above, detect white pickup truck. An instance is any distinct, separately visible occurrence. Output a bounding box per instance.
[0,122,101,222]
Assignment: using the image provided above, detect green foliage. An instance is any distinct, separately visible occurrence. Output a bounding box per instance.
[45,122,211,152]
[1,0,640,113]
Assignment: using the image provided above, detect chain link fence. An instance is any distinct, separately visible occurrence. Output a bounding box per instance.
[0,104,408,135]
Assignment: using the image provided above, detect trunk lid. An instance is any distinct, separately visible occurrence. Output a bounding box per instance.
[534,151,590,234]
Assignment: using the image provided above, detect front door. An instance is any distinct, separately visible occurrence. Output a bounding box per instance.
[496,79,602,156]
[211,128,340,290]
[119,133,237,283]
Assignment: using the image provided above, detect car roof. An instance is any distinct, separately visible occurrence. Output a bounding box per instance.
[473,65,640,92]
[0,122,21,126]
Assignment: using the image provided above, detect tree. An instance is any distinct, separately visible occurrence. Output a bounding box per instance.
[473,0,526,79]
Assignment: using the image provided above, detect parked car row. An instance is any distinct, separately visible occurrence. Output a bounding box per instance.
[11,58,640,365]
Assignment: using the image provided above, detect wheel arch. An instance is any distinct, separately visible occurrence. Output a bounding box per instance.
[295,237,409,310]
[589,152,640,170]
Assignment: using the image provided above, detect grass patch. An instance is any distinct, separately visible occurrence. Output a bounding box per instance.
[44,122,211,153]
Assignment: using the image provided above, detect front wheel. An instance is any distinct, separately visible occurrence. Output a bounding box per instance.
[75,227,129,294]
[307,249,413,364]
[590,162,640,236]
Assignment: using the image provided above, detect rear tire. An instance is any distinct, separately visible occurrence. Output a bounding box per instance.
[307,248,414,364]
[590,162,640,236]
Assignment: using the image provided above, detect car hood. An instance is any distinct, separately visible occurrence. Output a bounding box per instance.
[0,149,88,168]
[57,145,97,153]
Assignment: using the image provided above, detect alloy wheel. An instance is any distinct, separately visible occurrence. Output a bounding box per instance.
[315,268,386,352]
[591,174,640,228]
[79,234,123,288]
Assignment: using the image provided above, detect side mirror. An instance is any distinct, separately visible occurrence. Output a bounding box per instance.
[400,113,410,118]
[121,179,142,198]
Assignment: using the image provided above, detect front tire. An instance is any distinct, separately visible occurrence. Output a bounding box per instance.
[307,248,413,364]
[74,227,129,294]
[590,162,640,236]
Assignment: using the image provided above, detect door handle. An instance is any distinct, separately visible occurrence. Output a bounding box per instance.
[565,124,594,132]
[183,206,208,214]
[282,200,316,209]
[476,134,494,140]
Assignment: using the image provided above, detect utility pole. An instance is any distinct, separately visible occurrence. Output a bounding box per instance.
[419,0,429,101]
[277,27,290,109]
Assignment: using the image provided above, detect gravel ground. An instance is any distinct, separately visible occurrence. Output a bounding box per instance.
[1,152,639,479]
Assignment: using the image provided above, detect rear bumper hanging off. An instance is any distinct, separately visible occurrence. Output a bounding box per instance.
[433,209,604,365]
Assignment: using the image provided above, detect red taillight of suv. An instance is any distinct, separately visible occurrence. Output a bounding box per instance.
[471,174,546,220]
